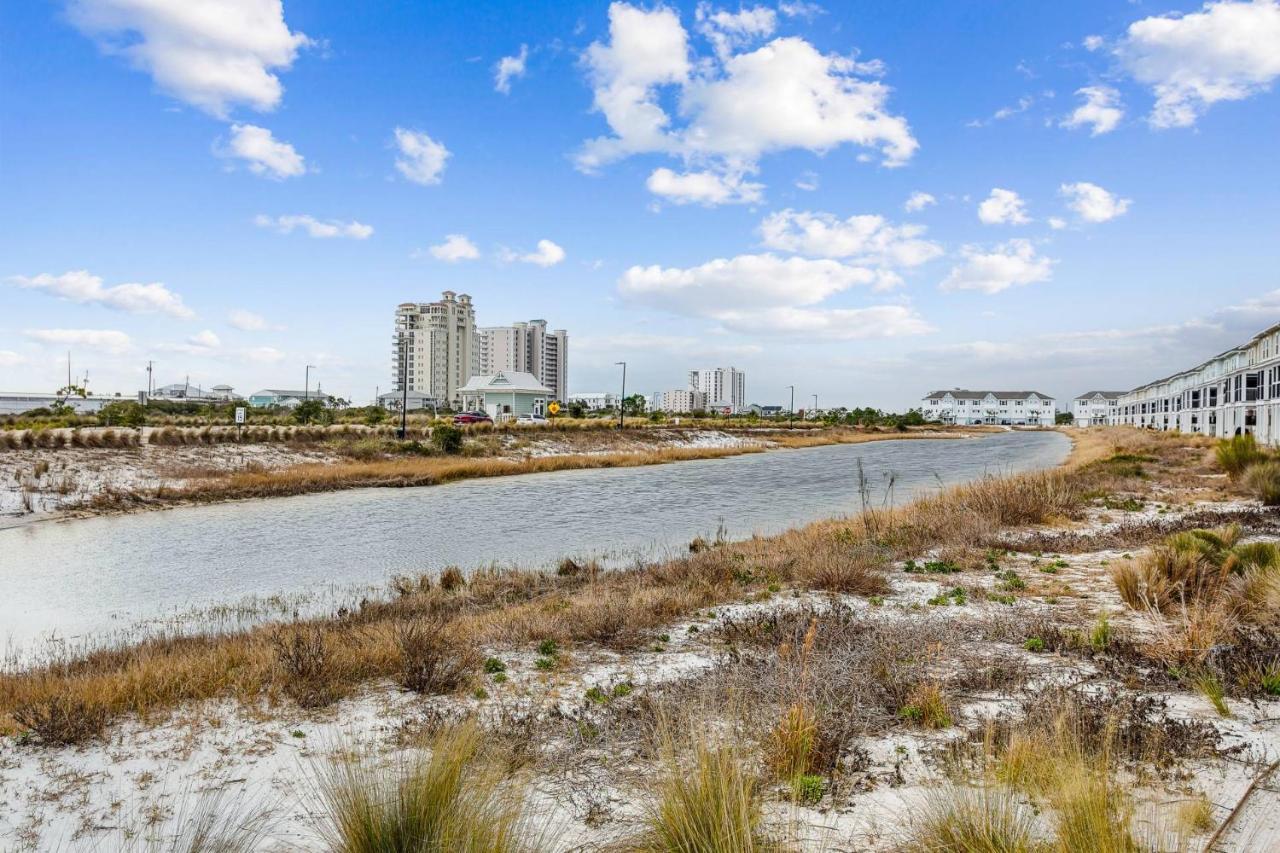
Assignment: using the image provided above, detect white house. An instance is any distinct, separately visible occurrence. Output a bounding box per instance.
[1112,321,1280,444]
[1072,391,1123,426]
[922,390,1056,426]
[457,371,552,421]
[569,392,617,410]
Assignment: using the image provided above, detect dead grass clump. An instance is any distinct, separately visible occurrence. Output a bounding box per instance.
[439,566,466,591]
[272,626,345,708]
[396,618,478,694]
[318,720,538,853]
[797,541,890,595]
[899,681,953,729]
[11,694,109,745]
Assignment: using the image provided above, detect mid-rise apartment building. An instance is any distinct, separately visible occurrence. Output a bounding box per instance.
[652,389,707,414]
[1072,391,1123,426]
[393,291,475,408]
[476,320,568,402]
[689,367,746,413]
[922,390,1056,425]
[1111,322,1280,444]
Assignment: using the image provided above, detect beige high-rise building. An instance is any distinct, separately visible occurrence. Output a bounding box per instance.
[689,367,746,413]
[393,291,475,408]
[475,320,568,402]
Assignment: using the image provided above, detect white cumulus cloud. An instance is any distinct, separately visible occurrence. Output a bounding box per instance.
[67,0,310,117]
[758,209,942,270]
[428,234,481,262]
[1060,181,1132,223]
[1060,86,1125,135]
[717,304,933,339]
[394,127,450,185]
[0,351,27,368]
[494,44,528,93]
[222,123,305,179]
[646,167,763,205]
[520,239,567,267]
[1117,0,1280,128]
[11,269,194,318]
[24,328,133,355]
[577,3,915,199]
[228,309,282,331]
[977,188,1031,225]
[940,239,1054,294]
[904,191,936,212]
[254,214,373,239]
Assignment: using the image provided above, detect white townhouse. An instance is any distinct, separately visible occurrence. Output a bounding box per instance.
[1112,322,1280,444]
[922,390,1057,426]
[1072,391,1124,426]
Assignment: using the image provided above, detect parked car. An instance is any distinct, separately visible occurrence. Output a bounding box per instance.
[516,413,548,424]
[453,411,493,425]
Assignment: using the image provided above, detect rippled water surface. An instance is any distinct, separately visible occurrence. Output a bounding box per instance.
[0,431,1069,655]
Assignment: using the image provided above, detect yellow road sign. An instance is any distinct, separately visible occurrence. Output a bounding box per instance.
[547,401,561,415]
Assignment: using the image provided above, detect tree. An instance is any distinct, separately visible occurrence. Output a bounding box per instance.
[293,399,330,424]
[1055,411,1075,425]
[99,400,146,428]
[568,400,587,418]
[623,393,646,416]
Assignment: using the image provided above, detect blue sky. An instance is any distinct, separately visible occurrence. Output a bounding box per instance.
[2,0,1279,409]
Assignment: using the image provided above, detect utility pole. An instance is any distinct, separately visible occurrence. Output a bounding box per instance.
[616,361,627,429]
[812,394,818,419]
[787,385,795,429]
[146,361,153,397]
[304,365,316,401]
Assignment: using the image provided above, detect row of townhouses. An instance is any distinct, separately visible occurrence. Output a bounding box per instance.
[388,291,568,411]
[921,390,1058,425]
[1109,322,1280,442]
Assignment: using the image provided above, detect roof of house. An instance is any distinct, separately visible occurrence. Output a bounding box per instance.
[1074,391,1126,401]
[458,371,552,395]
[923,390,1053,401]
[249,389,325,399]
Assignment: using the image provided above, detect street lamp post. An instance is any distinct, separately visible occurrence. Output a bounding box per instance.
[615,361,627,429]
[305,365,317,401]
[787,385,795,429]
[812,394,818,419]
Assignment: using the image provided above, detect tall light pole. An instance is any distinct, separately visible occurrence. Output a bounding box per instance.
[812,394,818,419]
[787,385,795,429]
[616,361,627,429]
[305,365,317,401]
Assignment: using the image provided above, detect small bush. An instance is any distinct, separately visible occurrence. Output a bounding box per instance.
[12,696,109,745]
[396,618,478,694]
[431,424,464,454]
[440,566,466,591]
[1215,433,1267,480]
[899,682,952,729]
[1245,460,1280,505]
[484,657,507,674]
[273,627,343,708]
[908,783,1038,853]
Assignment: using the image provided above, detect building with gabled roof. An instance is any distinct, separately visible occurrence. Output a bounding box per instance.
[1072,391,1125,426]
[921,390,1056,426]
[457,371,552,421]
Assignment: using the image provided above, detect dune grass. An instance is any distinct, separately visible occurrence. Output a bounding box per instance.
[317,720,540,853]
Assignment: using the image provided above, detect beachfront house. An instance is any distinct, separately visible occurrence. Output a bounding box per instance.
[457,371,552,421]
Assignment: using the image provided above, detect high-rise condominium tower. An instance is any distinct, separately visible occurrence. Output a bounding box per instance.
[689,367,746,413]
[475,320,568,401]
[393,291,475,407]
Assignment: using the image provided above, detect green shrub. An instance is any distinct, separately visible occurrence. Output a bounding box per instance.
[1245,460,1280,505]
[484,657,507,674]
[431,424,464,454]
[1024,637,1046,653]
[1216,434,1267,480]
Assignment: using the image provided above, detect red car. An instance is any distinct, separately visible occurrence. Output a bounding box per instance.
[452,411,493,425]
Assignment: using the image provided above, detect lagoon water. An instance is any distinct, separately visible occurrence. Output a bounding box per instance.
[0,431,1070,657]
